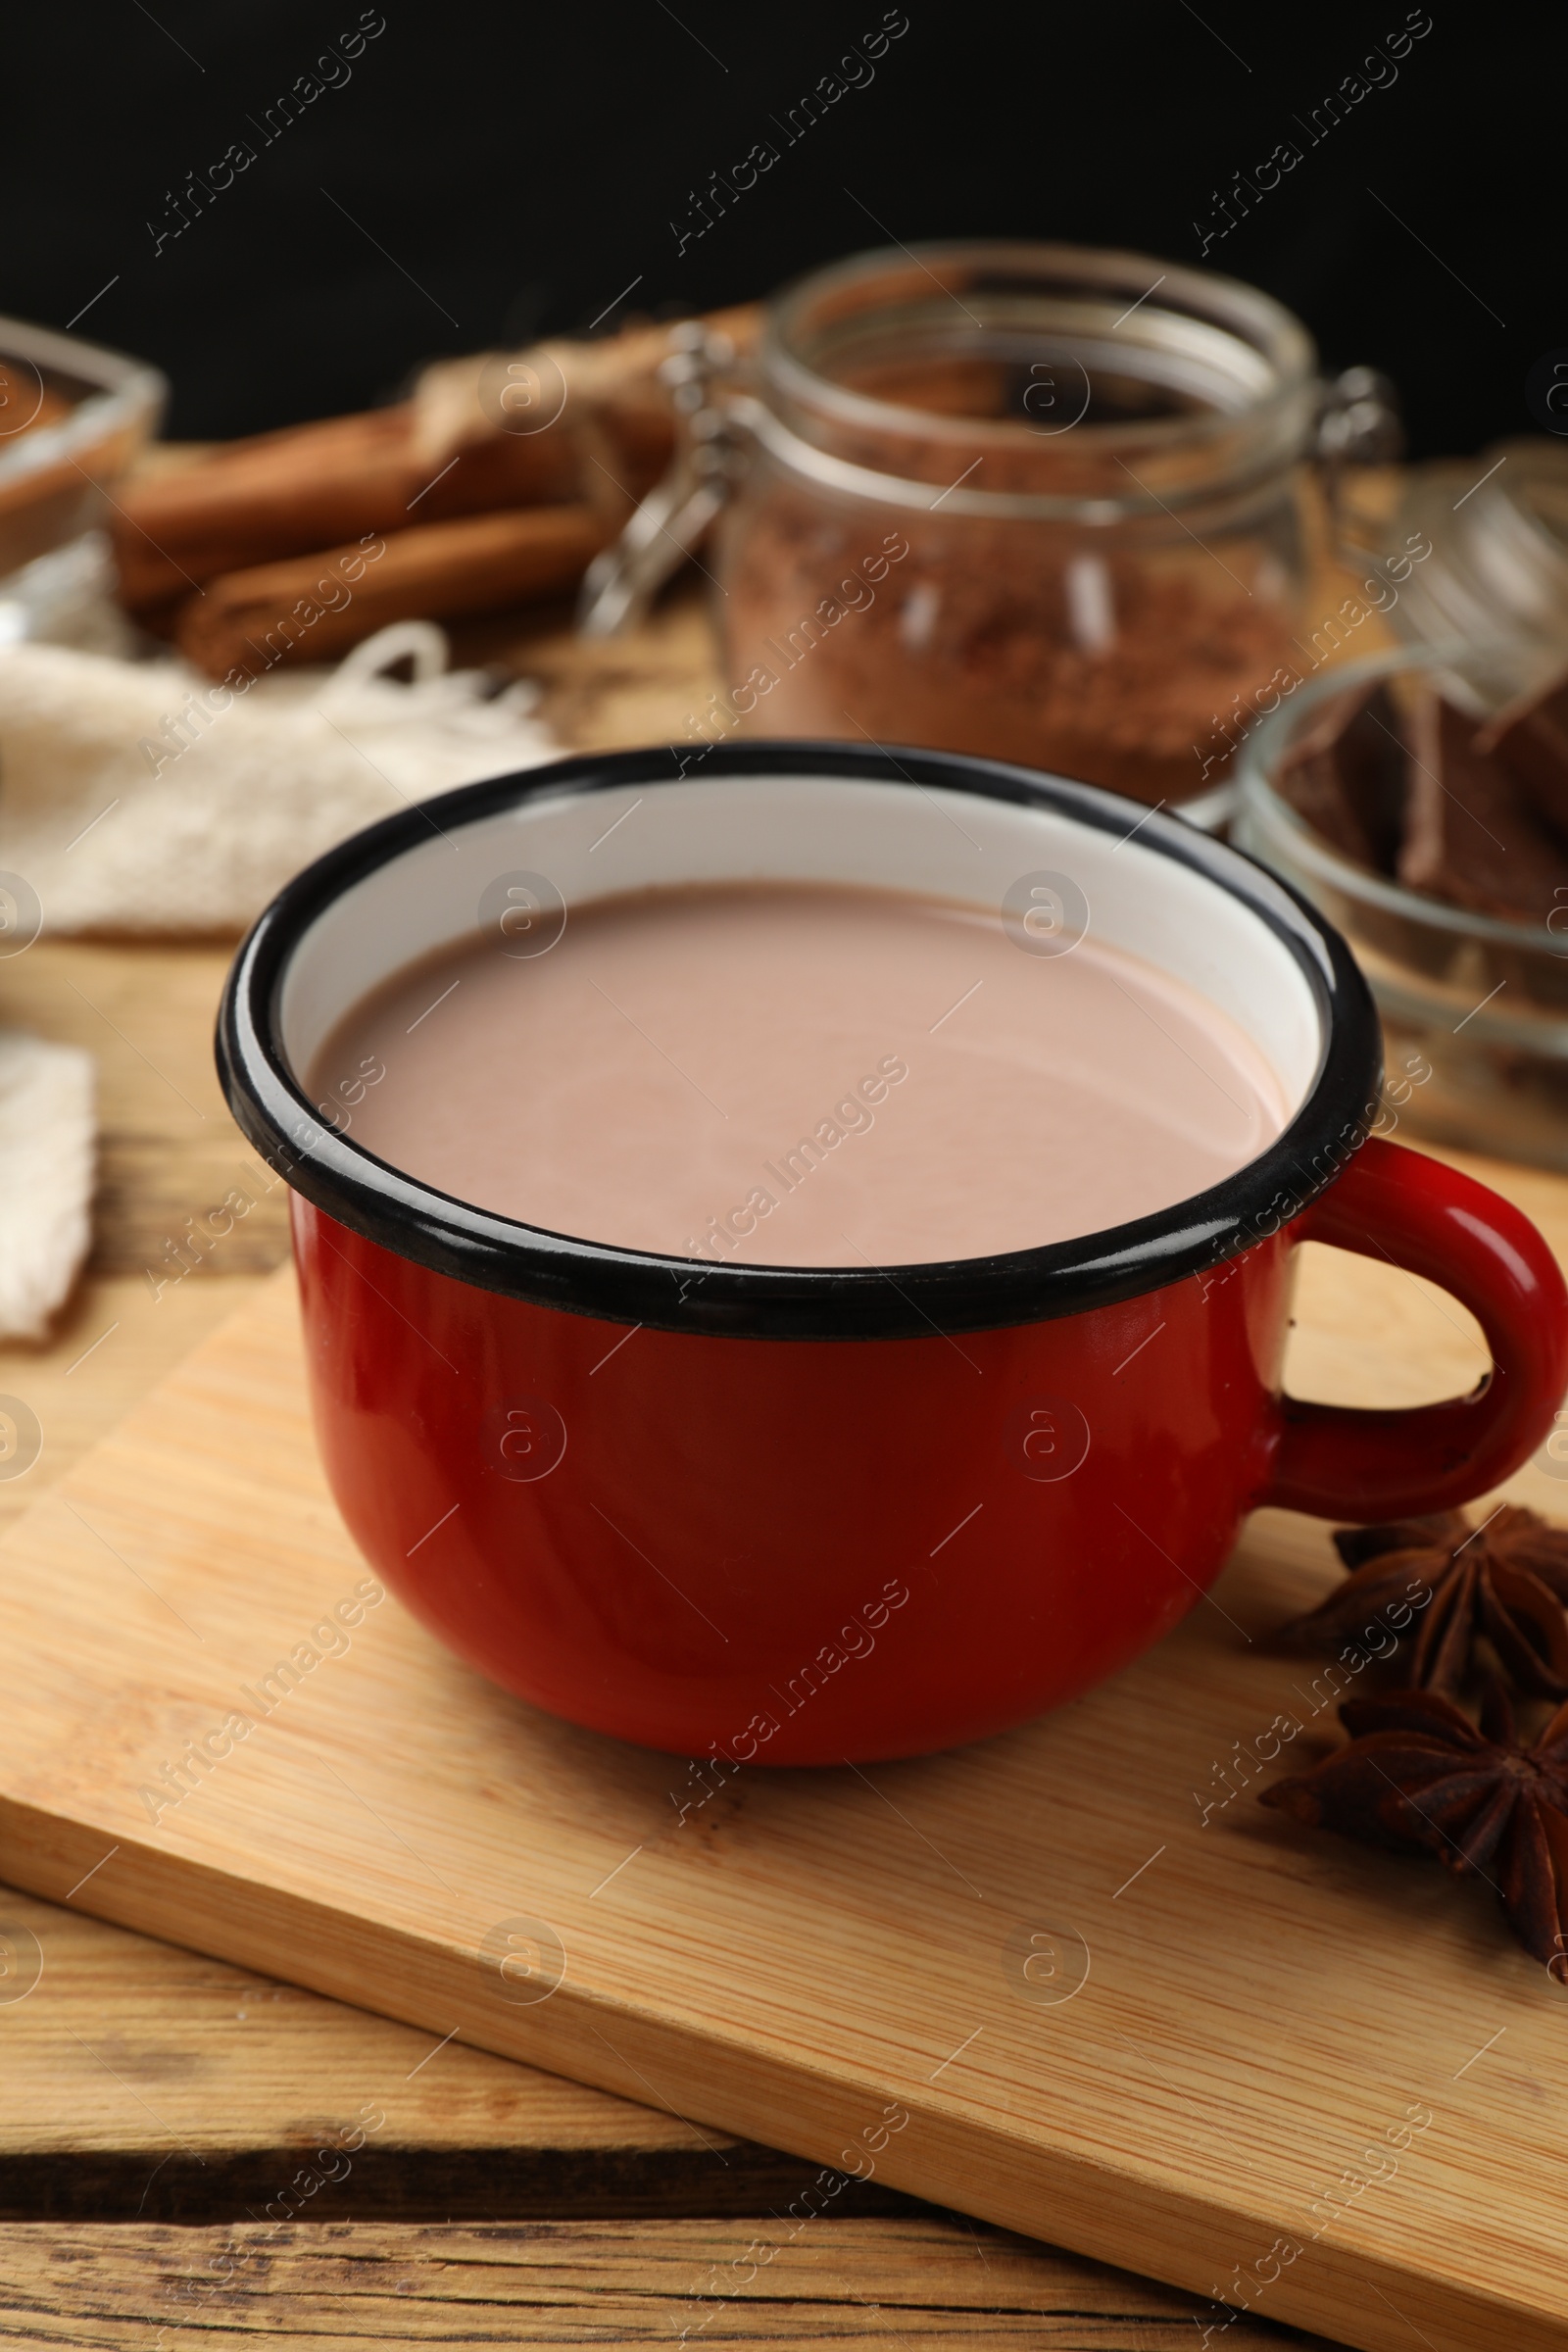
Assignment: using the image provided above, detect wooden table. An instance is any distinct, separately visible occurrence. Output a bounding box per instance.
[1,575,1541,2350]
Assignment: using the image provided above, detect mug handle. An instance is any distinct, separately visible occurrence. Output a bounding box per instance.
[1263,1137,1568,1519]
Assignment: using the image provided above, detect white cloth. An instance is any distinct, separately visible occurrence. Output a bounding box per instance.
[0,622,559,1335]
[0,1030,95,1340]
[0,621,559,934]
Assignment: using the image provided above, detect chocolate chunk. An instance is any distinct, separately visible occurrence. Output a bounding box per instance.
[1398,694,1568,924]
[1475,667,1568,839]
[1273,681,1407,871]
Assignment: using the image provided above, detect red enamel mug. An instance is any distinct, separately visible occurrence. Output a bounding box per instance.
[219,743,1568,1763]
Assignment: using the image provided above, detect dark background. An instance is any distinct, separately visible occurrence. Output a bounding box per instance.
[3,1,1552,456]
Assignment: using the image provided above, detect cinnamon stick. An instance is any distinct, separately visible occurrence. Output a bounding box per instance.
[114,303,760,614]
[113,405,589,612]
[174,506,608,681]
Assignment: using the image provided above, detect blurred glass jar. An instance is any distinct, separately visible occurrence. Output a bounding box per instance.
[1383,437,1568,702]
[583,242,1396,806]
[0,316,166,653]
[1236,643,1568,1171]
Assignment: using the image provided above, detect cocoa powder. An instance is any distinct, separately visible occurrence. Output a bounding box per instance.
[719,482,1297,805]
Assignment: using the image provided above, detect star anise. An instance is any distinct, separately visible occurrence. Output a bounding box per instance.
[1275,1506,1568,1698]
[1260,1684,1568,1965]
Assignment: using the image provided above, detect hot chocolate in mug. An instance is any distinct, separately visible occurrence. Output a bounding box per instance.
[219,742,1568,1762]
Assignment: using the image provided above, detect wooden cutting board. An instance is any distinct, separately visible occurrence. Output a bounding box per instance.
[1,1226,1565,2352]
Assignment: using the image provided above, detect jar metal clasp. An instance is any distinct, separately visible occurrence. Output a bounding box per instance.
[1315,364,1404,566]
[576,322,739,638]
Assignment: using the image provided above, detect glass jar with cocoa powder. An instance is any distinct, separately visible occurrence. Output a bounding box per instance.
[695,243,1347,806]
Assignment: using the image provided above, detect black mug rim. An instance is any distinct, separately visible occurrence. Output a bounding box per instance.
[217,739,1383,1342]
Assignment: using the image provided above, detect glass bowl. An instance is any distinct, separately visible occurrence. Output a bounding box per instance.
[1235,642,1568,1169]
[0,313,166,648]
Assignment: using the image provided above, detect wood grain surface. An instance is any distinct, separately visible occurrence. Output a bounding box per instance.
[1,1197,1564,2351]
[0,2217,1342,2349]
[0,1874,871,2226]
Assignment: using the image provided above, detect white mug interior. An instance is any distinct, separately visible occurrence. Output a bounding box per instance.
[277,771,1325,1135]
